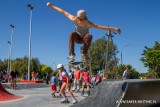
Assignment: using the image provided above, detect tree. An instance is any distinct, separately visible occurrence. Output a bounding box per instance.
[0,56,53,79]
[89,36,118,76]
[11,56,41,75]
[39,64,53,76]
[30,57,41,72]
[141,41,160,78]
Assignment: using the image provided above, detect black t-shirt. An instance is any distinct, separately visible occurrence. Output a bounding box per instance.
[10,71,18,78]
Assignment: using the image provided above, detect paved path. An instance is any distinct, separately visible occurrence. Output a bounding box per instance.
[0,87,85,107]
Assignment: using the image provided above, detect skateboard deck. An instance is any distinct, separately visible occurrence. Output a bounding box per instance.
[69,61,84,65]
[60,100,70,103]
[52,95,62,98]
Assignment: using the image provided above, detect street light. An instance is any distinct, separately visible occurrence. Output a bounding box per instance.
[27,4,34,80]
[120,44,132,65]
[9,24,15,74]
[7,41,11,74]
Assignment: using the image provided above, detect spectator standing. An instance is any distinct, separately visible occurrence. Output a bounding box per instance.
[122,67,130,79]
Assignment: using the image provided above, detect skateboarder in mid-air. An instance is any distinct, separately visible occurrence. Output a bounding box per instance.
[47,2,121,62]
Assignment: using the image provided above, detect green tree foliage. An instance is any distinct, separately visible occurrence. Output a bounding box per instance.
[141,41,160,78]
[11,56,41,73]
[0,59,8,70]
[89,37,106,72]
[0,56,53,78]
[89,36,118,76]
[39,64,53,76]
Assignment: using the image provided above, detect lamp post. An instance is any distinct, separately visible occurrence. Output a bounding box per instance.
[9,24,15,74]
[120,44,132,65]
[7,41,11,74]
[27,4,34,80]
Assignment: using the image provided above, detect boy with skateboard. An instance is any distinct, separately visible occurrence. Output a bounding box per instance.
[47,2,121,62]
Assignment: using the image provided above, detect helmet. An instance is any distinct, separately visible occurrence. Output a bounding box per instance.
[57,64,64,69]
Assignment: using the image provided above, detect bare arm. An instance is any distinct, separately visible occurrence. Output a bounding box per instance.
[88,21,121,35]
[47,2,76,21]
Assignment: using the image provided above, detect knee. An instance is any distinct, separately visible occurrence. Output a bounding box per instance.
[84,34,92,42]
[69,32,77,38]
[87,34,92,39]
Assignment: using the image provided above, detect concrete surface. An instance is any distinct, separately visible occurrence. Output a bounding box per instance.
[1,79,160,107]
[0,84,86,107]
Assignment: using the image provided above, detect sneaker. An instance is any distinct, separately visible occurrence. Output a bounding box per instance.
[68,55,75,62]
[72,98,77,104]
[72,89,75,92]
[81,91,84,96]
[75,90,79,92]
[60,98,68,103]
[87,91,90,96]
[51,93,56,98]
[81,54,90,62]
[59,93,62,96]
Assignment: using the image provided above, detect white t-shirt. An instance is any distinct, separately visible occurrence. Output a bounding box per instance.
[68,72,72,80]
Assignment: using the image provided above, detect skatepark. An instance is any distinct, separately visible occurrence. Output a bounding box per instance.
[1,79,160,107]
[0,1,160,107]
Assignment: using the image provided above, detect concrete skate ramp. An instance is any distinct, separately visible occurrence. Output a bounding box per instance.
[71,80,160,107]
[119,79,160,107]
[71,80,126,107]
[0,83,23,101]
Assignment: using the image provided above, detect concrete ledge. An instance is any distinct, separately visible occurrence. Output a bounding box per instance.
[19,80,44,84]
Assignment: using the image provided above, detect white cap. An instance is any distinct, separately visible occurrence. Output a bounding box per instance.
[77,10,86,18]
[57,64,64,69]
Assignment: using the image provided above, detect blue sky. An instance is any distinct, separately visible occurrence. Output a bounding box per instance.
[0,0,160,72]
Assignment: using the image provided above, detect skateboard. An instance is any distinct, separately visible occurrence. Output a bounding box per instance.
[52,95,62,98]
[51,93,62,98]
[60,100,70,103]
[68,61,84,69]
[68,60,91,69]
[69,61,84,65]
